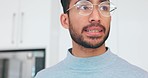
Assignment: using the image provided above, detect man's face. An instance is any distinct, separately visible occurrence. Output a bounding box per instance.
[67,0,111,48]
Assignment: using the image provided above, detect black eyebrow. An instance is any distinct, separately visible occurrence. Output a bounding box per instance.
[79,0,89,1]
[76,0,109,4]
[75,0,89,4]
[76,0,87,3]
[79,0,109,2]
[100,0,109,2]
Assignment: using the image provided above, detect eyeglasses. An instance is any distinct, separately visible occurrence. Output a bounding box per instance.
[67,1,117,17]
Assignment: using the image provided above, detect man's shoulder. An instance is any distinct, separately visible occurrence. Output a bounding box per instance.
[112,55,148,77]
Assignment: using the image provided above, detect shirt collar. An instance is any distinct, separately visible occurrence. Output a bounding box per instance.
[64,47,117,70]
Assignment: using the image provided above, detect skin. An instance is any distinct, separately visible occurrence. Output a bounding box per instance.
[60,0,111,58]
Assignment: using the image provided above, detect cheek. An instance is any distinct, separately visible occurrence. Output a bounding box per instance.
[100,18,111,34]
[69,15,87,33]
[102,18,111,27]
[69,19,82,33]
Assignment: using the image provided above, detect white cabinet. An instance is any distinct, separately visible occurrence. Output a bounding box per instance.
[0,0,50,49]
[18,0,50,48]
[0,0,19,48]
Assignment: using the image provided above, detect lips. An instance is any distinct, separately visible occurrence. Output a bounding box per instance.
[85,26,104,33]
[83,25,105,37]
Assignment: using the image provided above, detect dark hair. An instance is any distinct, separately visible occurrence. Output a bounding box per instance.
[61,0,71,13]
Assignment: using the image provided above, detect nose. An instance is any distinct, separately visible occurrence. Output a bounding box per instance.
[88,6,101,23]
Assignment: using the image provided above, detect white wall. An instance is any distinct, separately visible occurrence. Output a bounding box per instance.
[117,0,148,71]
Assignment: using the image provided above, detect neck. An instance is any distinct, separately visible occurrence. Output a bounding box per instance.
[71,41,107,58]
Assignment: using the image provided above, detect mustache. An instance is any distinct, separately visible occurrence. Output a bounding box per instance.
[82,23,106,33]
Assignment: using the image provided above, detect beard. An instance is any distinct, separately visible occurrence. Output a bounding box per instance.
[69,21,110,49]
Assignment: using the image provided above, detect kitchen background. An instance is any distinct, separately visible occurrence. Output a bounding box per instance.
[0,0,148,78]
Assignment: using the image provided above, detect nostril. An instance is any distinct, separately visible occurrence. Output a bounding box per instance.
[89,11,101,23]
[89,18,100,23]
[91,19,95,22]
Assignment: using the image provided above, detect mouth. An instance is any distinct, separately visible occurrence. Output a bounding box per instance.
[83,25,105,37]
[85,27,104,33]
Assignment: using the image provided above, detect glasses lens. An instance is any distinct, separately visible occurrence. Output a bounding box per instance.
[99,2,117,17]
[76,1,93,16]
[74,1,117,17]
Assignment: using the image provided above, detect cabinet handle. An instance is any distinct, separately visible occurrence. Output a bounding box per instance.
[20,12,24,43]
[11,13,16,44]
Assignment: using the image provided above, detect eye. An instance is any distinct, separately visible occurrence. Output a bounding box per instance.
[77,5,91,10]
[100,5,110,11]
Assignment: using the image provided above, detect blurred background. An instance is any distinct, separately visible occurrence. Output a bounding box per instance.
[0,0,148,78]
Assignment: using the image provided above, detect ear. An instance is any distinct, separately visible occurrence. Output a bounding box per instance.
[60,14,69,29]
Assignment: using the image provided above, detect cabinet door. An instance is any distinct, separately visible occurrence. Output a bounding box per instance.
[18,0,50,48]
[0,0,19,49]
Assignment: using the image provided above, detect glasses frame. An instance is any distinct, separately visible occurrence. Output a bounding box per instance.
[66,1,117,17]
